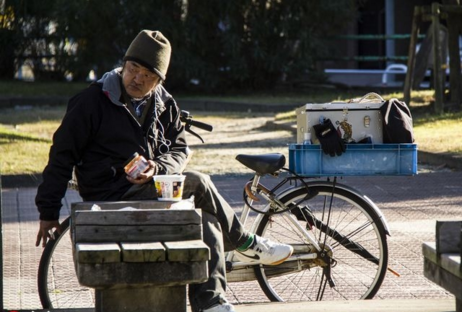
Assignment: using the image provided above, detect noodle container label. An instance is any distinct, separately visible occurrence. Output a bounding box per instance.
[154,175,186,201]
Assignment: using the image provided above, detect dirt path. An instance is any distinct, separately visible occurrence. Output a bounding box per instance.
[186,113,296,175]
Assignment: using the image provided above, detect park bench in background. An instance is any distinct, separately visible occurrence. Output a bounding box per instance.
[71,200,210,312]
[422,220,462,312]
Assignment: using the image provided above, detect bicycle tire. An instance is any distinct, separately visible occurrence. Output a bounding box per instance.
[254,181,388,302]
[37,217,95,309]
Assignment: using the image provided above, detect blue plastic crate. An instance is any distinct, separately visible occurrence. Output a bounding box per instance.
[289,143,418,176]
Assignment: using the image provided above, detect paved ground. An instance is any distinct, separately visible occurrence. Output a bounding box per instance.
[2,114,462,311]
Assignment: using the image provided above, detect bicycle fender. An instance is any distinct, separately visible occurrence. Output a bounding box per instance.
[361,195,391,236]
[329,183,391,236]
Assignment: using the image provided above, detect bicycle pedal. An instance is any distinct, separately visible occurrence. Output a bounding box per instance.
[225,261,233,273]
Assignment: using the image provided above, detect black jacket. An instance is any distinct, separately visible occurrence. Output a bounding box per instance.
[36,69,188,220]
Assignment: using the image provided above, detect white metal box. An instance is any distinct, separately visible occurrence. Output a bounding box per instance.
[296,96,384,144]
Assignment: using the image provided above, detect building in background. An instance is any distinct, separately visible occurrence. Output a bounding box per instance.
[324,0,438,88]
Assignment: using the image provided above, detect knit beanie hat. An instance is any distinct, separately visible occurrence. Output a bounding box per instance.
[123,30,171,81]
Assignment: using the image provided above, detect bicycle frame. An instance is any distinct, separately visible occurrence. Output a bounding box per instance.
[224,170,392,284]
[225,173,324,283]
[37,113,393,308]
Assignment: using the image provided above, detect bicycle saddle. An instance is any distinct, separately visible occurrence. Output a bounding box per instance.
[235,153,286,175]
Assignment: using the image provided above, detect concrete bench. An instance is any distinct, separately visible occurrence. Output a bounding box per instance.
[422,220,462,312]
[70,200,210,312]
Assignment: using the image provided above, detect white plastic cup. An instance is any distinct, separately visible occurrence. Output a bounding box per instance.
[153,175,186,201]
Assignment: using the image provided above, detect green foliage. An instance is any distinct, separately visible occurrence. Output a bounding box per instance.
[2,0,359,91]
[49,0,184,80]
[5,0,70,80]
[0,28,17,78]
[176,0,359,91]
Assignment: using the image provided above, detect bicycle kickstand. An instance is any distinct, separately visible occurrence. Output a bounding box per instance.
[322,254,336,288]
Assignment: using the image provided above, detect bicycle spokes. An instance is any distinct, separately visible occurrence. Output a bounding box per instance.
[289,195,382,268]
[254,182,388,302]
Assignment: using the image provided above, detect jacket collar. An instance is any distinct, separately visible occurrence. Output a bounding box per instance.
[97,68,171,115]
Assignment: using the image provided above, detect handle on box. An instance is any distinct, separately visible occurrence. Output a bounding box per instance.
[349,92,384,104]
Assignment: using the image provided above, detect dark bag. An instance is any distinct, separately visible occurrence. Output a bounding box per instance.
[380,98,414,143]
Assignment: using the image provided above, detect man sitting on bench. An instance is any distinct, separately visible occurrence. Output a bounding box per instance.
[35,30,293,312]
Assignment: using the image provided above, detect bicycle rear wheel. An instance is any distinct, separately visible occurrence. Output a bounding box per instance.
[37,217,95,309]
[254,181,388,302]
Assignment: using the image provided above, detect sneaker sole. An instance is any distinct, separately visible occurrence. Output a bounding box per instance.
[268,249,294,266]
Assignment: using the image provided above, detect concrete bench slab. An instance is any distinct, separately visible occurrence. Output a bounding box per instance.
[422,220,462,312]
[70,201,210,312]
[121,242,166,262]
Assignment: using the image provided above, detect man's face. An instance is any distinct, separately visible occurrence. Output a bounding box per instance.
[121,61,160,98]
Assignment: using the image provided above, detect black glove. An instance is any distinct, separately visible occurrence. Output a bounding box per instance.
[313,119,346,157]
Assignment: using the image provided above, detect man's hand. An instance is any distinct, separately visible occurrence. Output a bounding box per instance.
[36,220,62,247]
[126,160,157,185]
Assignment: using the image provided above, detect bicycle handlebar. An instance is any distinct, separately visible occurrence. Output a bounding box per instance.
[184,117,214,132]
[180,110,213,143]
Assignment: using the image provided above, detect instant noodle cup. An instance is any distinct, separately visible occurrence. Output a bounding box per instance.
[153,175,186,201]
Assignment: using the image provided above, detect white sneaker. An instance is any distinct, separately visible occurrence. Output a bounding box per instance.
[203,301,235,312]
[235,235,293,265]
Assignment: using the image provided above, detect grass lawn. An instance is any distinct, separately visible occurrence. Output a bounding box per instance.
[0,84,461,175]
[0,80,89,97]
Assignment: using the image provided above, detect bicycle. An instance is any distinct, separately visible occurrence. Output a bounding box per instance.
[38,111,393,308]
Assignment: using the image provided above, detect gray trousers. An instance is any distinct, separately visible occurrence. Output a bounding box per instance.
[122,170,249,311]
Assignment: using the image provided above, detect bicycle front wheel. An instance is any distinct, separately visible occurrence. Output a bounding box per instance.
[255,182,388,302]
[37,217,95,309]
